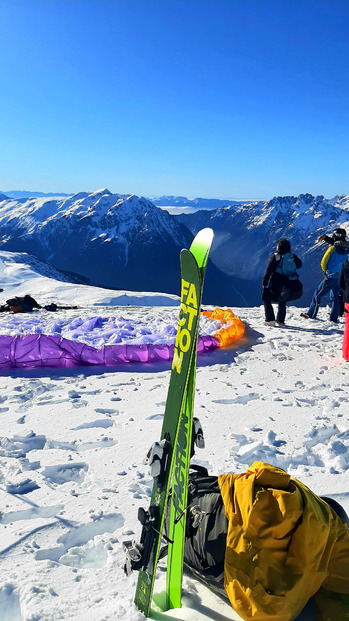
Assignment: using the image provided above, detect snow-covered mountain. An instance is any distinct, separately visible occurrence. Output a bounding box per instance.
[0,250,179,306]
[0,189,235,305]
[1,190,348,307]
[178,193,349,304]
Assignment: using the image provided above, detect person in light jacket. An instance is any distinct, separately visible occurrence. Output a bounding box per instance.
[301,228,348,323]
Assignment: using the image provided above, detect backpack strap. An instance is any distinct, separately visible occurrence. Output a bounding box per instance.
[189,464,209,476]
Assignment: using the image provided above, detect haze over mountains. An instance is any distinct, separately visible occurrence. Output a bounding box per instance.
[0,189,348,306]
[150,196,256,214]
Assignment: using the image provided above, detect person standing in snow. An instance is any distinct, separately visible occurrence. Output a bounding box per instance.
[339,255,349,361]
[301,228,349,323]
[262,238,302,326]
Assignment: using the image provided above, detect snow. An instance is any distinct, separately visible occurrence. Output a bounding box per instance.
[0,255,349,620]
[0,251,179,307]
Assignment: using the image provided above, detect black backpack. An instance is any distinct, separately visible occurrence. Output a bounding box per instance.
[6,294,41,312]
[163,465,228,598]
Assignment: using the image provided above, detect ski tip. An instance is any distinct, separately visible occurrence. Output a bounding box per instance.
[189,228,214,270]
[191,228,214,247]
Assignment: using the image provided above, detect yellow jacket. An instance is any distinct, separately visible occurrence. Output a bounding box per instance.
[218,462,349,620]
[321,244,347,276]
[321,246,335,273]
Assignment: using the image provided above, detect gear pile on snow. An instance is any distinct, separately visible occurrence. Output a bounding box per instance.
[176,461,349,621]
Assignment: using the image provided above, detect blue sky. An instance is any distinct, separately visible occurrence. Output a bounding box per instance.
[0,0,348,198]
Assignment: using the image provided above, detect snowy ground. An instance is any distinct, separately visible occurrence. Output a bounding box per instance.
[0,254,349,620]
[0,250,179,308]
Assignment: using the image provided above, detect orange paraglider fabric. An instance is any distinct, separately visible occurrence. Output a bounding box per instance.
[201,308,245,346]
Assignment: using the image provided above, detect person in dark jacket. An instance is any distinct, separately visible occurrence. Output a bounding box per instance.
[262,238,302,326]
[339,257,349,361]
[301,228,348,323]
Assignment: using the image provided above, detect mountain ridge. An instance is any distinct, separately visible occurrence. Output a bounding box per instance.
[0,190,348,306]
[0,190,236,305]
[177,193,349,304]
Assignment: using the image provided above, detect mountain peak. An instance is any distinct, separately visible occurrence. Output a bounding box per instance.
[91,188,112,196]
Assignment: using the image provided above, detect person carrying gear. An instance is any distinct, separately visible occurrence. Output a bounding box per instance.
[262,238,302,326]
[301,228,349,323]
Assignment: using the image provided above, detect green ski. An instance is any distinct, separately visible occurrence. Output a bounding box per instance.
[124,228,214,618]
[166,229,213,609]
[165,361,197,609]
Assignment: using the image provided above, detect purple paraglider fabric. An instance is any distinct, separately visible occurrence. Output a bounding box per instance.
[0,334,220,369]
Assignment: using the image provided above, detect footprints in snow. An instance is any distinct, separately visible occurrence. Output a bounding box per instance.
[0,504,64,525]
[0,432,46,458]
[213,393,260,405]
[116,469,152,500]
[73,419,114,430]
[35,512,124,568]
[1,426,117,460]
[3,378,125,415]
[0,396,9,413]
[0,584,21,621]
[42,463,88,485]
[5,479,40,495]
[0,411,118,497]
[229,421,349,474]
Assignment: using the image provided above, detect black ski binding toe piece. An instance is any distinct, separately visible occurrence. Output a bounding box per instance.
[124,504,159,574]
[124,540,144,575]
